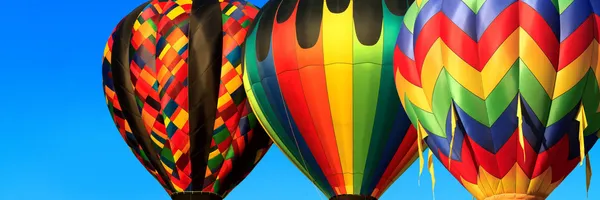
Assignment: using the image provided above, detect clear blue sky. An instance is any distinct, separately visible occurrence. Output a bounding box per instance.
[0,0,597,199]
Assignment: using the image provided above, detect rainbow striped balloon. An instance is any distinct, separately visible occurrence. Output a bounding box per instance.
[242,0,418,199]
[394,1,600,200]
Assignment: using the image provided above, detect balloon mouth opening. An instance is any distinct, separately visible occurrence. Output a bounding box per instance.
[483,193,546,200]
[329,194,378,200]
[170,191,223,200]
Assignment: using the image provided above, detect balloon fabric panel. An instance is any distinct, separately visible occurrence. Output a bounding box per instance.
[243,0,418,198]
[394,0,600,199]
[102,0,271,198]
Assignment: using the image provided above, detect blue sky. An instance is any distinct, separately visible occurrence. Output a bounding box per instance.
[0,0,597,199]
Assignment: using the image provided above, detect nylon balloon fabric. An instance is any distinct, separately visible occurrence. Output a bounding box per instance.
[242,0,418,199]
[394,1,600,200]
[101,0,272,199]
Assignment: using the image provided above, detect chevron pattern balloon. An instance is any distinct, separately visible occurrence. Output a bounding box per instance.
[394,1,600,199]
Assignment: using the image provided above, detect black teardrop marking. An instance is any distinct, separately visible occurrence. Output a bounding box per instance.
[326,0,350,13]
[385,0,414,16]
[354,0,383,46]
[256,0,283,61]
[276,0,298,23]
[296,0,323,49]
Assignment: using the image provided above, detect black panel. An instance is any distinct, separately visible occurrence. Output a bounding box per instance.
[188,0,222,191]
[296,0,323,49]
[326,0,350,13]
[110,1,175,192]
[385,0,414,16]
[276,0,298,23]
[353,0,383,46]
[255,0,282,61]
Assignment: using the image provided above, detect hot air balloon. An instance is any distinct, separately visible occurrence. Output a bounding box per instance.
[242,0,419,199]
[101,0,272,199]
[394,1,600,199]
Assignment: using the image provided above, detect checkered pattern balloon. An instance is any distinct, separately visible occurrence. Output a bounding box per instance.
[102,0,271,198]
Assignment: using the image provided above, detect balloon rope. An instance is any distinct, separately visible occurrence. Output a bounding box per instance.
[517,96,526,161]
[417,122,425,186]
[448,103,457,169]
[586,155,592,199]
[577,104,588,166]
[427,149,436,200]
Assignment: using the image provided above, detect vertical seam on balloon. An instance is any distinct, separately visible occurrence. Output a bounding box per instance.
[321,0,351,196]
[350,0,356,194]
[526,0,558,195]
[109,0,177,193]
[320,0,348,196]
[277,0,328,196]
[271,1,334,198]
[293,1,345,196]
[274,1,331,197]
[518,1,535,196]
[433,4,483,196]
[477,0,508,195]
[102,4,174,193]
[360,2,398,195]
[131,1,178,193]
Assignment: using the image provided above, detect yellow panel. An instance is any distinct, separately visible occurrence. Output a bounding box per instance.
[439,41,484,99]
[481,30,520,99]
[519,28,556,96]
[322,0,354,192]
[553,43,594,99]
[421,39,447,103]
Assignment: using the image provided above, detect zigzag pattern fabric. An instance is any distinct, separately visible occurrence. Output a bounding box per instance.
[102,0,271,197]
[394,1,600,199]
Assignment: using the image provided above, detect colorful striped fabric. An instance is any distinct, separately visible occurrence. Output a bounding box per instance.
[394,1,600,199]
[242,0,418,199]
[102,0,271,198]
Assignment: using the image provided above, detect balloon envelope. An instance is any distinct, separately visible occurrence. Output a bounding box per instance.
[394,1,600,200]
[243,0,418,199]
[102,0,271,199]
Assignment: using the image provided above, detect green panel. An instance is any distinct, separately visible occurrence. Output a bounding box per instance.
[547,71,588,126]
[518,59,551,126]
[446,71,490,126]
[352,62,382,193]
[485,60,519,125]
[431,69,452,137]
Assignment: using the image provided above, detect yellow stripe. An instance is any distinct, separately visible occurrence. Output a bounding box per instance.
[103,44,111,60]
[439,41,484,99]
[481,29,520,99]
[553,43,594,99]
[323,1,354,193]
[225,6,236,15]
[217,92,233,107]
[519,28,556,96]
[396,70,432,112]
[166,6,185,20]
[421,39,448,102]
[150,134,165,148]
